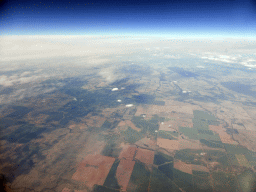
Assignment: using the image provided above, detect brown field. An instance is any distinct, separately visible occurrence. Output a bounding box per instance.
[192,164,209,172]
[125,120,141,132]
[233,130,256,152]
[241,119,256,131]
[62,188,71,192]
[135,137,157,150]
[180,122,194,128]
[119,145,137,160]
[81,114,106,128]
[135,106,146,116]
[135,101,199,117]
[157,138,202,151]
[157,100,202,115]
[72,154,115,188]
[116,159,136,191]
[179,139,201,150]
[135,148,154,165]
[174,161,193,174]
[69,122,88,130]
[157,138,180,150]
[209,125,237,144]
[232,123,245,130]
[118,121,126,127]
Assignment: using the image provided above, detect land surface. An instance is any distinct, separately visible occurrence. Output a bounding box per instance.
[1,38,256,192]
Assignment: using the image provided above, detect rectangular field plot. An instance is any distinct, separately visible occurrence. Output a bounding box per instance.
[179,127,199,140]
[193,118,209,130]
[148,167,180,192]
[173,168,193,191]
[198,132,221,141]
[103,159,121,190]
[200,139,224,149]
[193,110,217,121]
[126,161,150,192]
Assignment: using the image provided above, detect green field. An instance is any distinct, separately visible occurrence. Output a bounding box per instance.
[175,149,206,165]
[193,175,213,192]
[200,139,224,149]
[198,131,221,141]
[149,167,179,192]
[192,170,210,178]
[131,116,159,135]
[193,118,209,130]
[92,185,119,192]
[224,144,256,166]
[211,171,240,192]
[122,127,144,144]
[158,162,174,179]
[204,150,230,168]
[153,151,173,165]
[158,130,177,140]
[179,127,199,140]
[103,159,121,190]
[173,168,193,191]
[193,110,217,121]
[127,161,150,192]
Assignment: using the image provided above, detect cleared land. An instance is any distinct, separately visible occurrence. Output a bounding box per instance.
[157,138,180,150]
[116,159,135,191]
[174,160,193,174]
[72,154,115,189]
[135,148,155,165]
[119,145,137,160]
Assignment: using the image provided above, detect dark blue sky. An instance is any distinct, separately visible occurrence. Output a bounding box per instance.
[1,0,256,38]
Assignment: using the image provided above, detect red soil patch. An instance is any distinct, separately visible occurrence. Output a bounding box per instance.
[119,145,137,160]
[62,188,71,192]
[135,148,154,165]
[116,159,136,191]
[157,138,180,150]
[174,161,193,174]
[72,154,115,189]
[192,164,209,172]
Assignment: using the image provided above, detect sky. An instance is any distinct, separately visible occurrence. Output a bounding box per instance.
[1,0,256,38]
